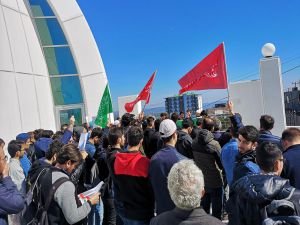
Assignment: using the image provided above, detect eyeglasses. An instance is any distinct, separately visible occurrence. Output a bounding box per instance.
[0,155,8,161]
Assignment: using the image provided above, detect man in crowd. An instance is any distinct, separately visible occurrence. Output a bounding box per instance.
[160,112,169,121]
[84,127,103,225]
[113,126,154,224]
[232,125,260,184]
[39,144,100,225]
[7,140,26,225]
[107,127,126,225]
[221,127,239,187]
[281,127,300,189]
[0,142,25,225]
[148,119,163,158]
[192,117,223,219]
[176,118,193,158]
[258,115,281,146]
[150,160,224,225]
[16,133,31,177]
[143,116,155,158]
[229,142,300,225]
[149,119,185,215]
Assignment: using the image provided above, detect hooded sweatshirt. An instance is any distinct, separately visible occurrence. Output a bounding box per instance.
[113,151,154,220]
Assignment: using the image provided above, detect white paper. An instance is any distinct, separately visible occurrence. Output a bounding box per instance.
[78,133,88,151]
[78,181,104,204]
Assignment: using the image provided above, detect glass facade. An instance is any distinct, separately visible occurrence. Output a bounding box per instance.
[27,0,84,125]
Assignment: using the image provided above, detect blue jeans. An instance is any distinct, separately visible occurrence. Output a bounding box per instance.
[201,187,223,219]
[88,199,104,225]
[121,217,150,225]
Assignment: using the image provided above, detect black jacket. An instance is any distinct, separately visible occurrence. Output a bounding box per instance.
[227,174,300,225]
[143,128,155,158]
[150,207,224,225]
[176,130,193,158]
[192,129,223,188]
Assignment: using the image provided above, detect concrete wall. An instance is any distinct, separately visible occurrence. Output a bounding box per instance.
[0,1,56,142]
[229,80,264,129]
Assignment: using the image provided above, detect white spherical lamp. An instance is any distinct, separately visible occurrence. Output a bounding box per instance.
[262,43,276,58]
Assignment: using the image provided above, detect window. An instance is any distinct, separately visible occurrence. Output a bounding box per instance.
[29,0,55,17]
[59,108,82,126]
[35,18,67,46]
[50,76,83,105]
[44,47,77,75]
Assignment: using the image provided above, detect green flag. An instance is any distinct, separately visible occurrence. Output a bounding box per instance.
[95,84,113,127]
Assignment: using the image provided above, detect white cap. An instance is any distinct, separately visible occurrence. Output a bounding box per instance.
[113,120,120,126]
[159,119,177,138]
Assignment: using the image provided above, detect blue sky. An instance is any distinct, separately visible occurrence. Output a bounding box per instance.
[77,0,300,110]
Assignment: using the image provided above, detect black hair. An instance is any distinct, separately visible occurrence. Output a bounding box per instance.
[161,135,173,144]
[202,117,215,131]
[45,140,63,160]
[171,113,179,123]
[127,126,143,147]
[41,130,54,138]
[7,140,22,158]
[147,116,155,126]
[121,113,134,127]
[182,118,193,129]
[281,127,300,142]
[60,124,68,131]
[102,135,109,149]
[260,115,274,131]
[34,129,44,141]
[230,126,239,138]
[0,138,5,146]
[196,118,203,126]
[56,144,82,164]
[160,112,169,119]
[200,110,208,117]
[154,118,161,132]
[256,142,282,172]
[52,131,64,141]
[90,127,103,139]
[108,127,124,146]
[238,125,259,142]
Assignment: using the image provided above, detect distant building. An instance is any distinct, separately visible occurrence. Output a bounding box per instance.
[284,84,300,126]
[165,93,202,116]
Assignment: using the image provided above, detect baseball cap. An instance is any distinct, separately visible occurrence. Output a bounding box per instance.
[16,133,30,143]
[113,120,120,126]
[159,119,177,138]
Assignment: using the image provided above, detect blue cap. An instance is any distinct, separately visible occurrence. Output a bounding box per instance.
[16,133,30,143]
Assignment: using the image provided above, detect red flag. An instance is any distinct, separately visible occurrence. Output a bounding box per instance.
[124,71,156,113]
[178,43,228,94]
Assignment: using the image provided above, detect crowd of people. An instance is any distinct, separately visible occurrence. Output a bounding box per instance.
[1,101,300,225]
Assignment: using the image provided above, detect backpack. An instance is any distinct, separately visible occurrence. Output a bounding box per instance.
[261,191,300,225]
[22,170,69,225]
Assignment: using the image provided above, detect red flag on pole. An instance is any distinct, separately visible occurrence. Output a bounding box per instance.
[124,71,156,113]
[178,43,228,94]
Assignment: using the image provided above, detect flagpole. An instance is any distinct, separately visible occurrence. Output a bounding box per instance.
[141,69,157,115]
[222,42,230,102]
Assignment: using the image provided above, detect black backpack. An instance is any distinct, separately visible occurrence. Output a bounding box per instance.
[261,193,300,225]
[22,169,68,225]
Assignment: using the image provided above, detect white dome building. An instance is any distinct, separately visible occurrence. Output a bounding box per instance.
[0,0,111,142]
